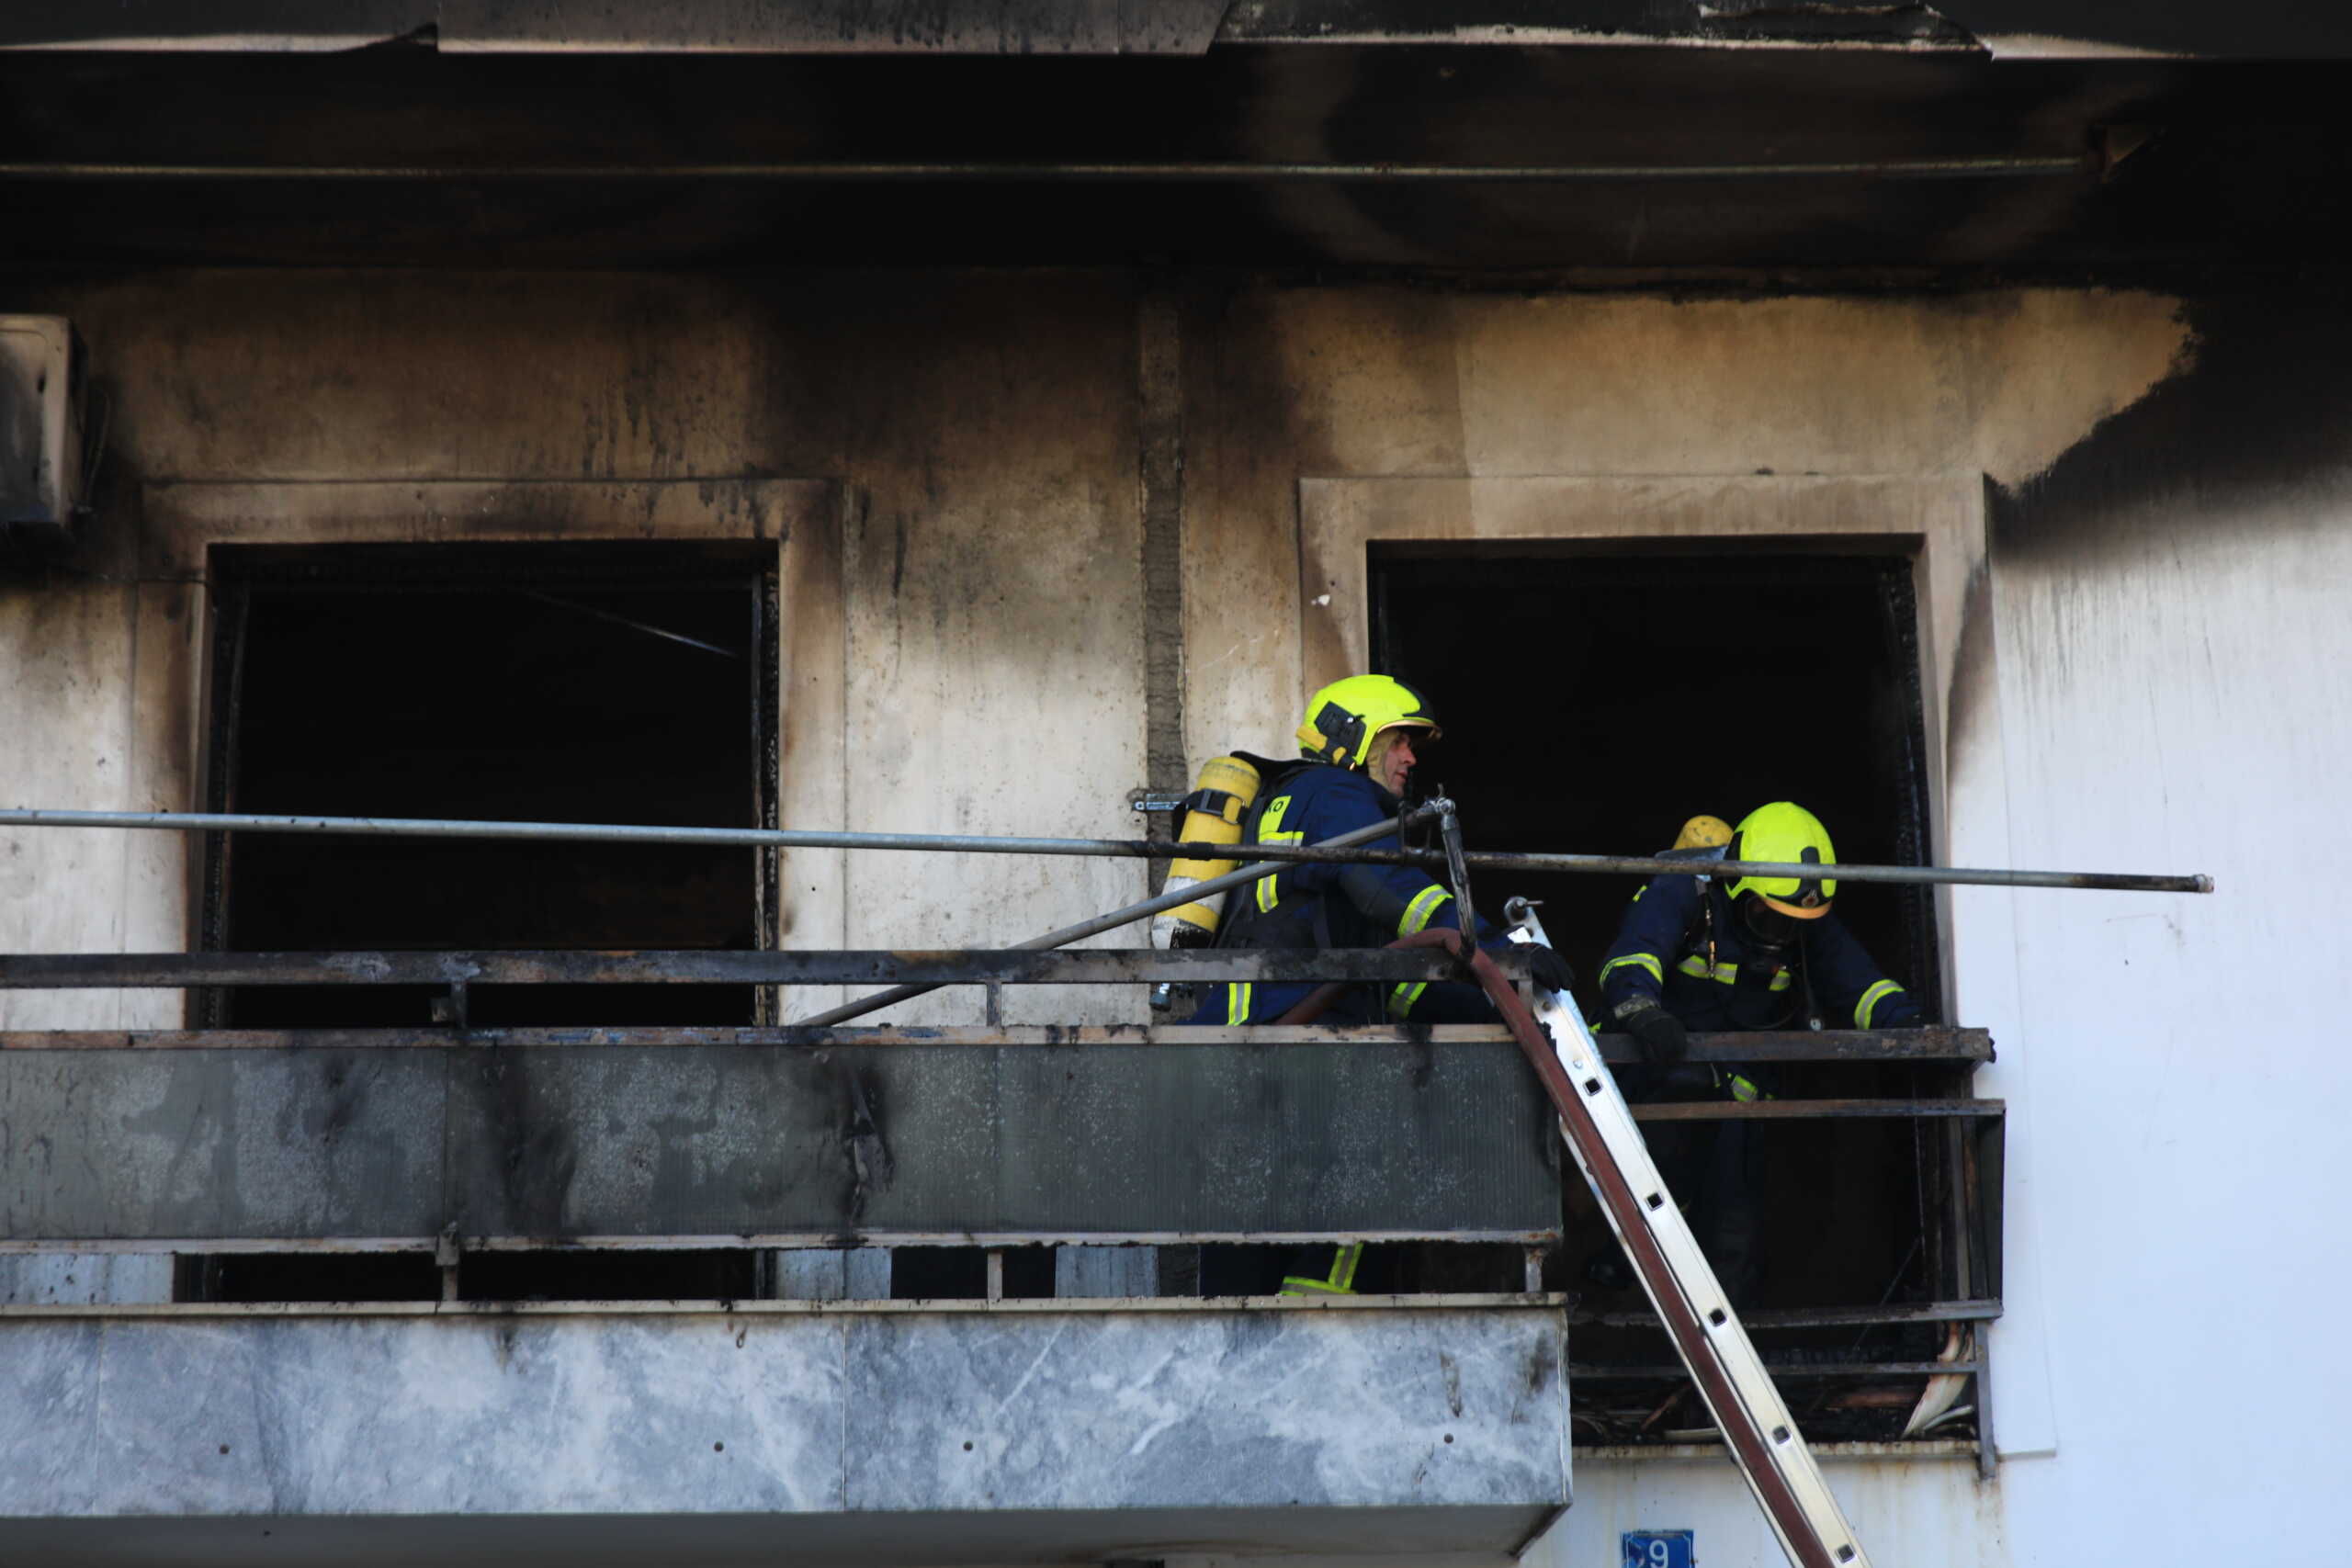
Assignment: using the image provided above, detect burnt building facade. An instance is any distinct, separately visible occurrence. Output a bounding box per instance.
[0,7,2335,1565]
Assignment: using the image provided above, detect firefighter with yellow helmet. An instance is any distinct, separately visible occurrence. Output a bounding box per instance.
[1590,800,1921,1303]
[1190,672,1572,1298]
[1598,801,1921,1062]
[1193,672,1573,1032]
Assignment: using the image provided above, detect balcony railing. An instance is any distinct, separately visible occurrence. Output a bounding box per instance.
[0,796,2095,1480]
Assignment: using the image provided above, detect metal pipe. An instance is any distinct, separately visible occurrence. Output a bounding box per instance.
[794,814,1414,1027]
[1465,848,2210,894]
[0,806,1238,860]
[1628,1099,2006,1122]
[1437,799,1478,966]
[1584,1300,2003,1332]
[0,155,2091,184]
[0,1023,1994,1055]
[1569,1359,1986,1380]
[0,807,2214,893]
[0,947,1507,990]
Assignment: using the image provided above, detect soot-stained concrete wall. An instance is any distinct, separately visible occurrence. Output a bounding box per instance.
[9,265,2337,1564]
[0,276,2193,1035]
[0,269,1148,1029]
[1181,284,2190,761]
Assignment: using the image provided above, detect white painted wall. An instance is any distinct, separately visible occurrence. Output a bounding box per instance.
[1984,502,2352,1563]
[1522,392,2349,1567]
[1541,1454,2012,1568]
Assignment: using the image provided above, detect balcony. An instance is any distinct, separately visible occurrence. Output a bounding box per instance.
[0,944,2001,1562]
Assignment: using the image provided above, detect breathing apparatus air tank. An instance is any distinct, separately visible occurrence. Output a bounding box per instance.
[1148,754,1263,952]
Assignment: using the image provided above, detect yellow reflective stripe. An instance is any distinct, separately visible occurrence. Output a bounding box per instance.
[1388,981,1429,1018]
[1279,1244,1363,1296]
[1252,796,1302,914]
[1677,954,1737,985]
[1600,953,1663,986]
[1675,953,1787,988]
[1709,1066,1771,1102]
[1258,795,1292,839]
[1329,1243,1363,1292]
[1254,831,1304,913]
[1399,883,1452,937]
[1254,868,1289,913]
[1226,982,1252,1025]
[1856,979,1904,1029]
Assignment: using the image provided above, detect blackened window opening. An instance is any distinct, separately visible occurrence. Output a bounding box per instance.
[1371,542,1943,1319]
[172,1248,761,1305]
[200,542,775,1029]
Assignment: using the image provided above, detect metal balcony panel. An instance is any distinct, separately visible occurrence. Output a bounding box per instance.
[0,1048,447,1241]
[2,1042,1559,1244]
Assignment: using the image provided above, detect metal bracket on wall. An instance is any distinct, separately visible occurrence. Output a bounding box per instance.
[435,1225,461,1303]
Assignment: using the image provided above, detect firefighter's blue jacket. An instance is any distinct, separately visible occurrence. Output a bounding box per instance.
[1192,761,1505,1026]
[1597,867,1921,1032]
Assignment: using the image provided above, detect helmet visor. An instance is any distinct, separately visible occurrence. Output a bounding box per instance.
[1740,893,1810,948]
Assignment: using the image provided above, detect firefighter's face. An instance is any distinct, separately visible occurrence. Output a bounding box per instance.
[1373,728,1422,795]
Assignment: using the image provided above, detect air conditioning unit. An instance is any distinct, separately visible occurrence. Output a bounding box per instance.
[0,315,89,552]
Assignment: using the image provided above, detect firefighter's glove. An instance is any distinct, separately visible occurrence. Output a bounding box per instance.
[1518,943,1575,995]
[1615,998,1690,1068]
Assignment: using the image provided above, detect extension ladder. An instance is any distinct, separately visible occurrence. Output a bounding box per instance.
[1498,901,1871,1568]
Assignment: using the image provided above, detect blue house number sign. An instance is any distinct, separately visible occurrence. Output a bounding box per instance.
[1623,1529,1695,1568]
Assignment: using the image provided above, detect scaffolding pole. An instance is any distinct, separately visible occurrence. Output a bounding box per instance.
[0,807,2214,894]
[791,812,1418,1026]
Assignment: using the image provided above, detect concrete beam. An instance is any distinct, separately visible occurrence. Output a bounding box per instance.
[0,1304,1569,1562]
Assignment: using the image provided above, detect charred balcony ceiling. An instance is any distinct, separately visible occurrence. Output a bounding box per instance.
[6,27,2352,275]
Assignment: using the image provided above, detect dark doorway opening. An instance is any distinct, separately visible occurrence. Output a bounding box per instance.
[1371,541,1942,1315]
[200,541,778,1030]
[1370,541,1939,1012]
[187,541,779,1305]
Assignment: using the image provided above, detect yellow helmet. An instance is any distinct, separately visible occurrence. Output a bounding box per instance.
[1672,814,1735,852]
[1724,802,1838,919]
[1295,673,1441,770]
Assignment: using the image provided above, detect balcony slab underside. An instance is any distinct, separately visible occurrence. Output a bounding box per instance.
[0,1303,1569,1564]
